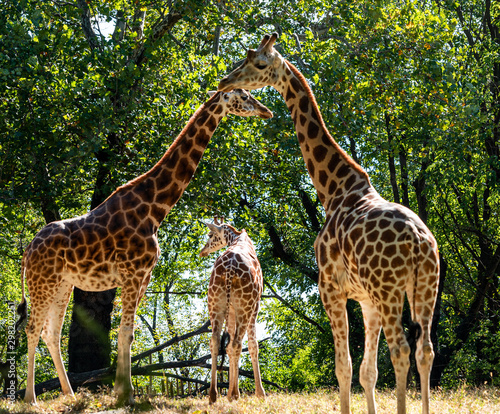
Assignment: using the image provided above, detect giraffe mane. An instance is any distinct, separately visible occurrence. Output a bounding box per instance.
[285,60,369,181]
[103,92,221,201]
[223,223,243,235]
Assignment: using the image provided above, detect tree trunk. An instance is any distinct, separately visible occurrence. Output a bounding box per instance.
[68,288,116,388]
[67,141,120,386]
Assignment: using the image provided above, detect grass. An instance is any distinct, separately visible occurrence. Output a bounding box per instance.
[0,386,499,413]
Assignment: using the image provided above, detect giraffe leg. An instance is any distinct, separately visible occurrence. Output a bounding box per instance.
[320,281,351,414]
[247,304,265,398]
[114,287,141,406]
[207,282,228,404]
[24,298,51,404]
[208,317,223,404]
[409,268,437,414]
[227,306,246,402]
[40,281,74,397]
[359,300,382,414]
[380,291,409,414]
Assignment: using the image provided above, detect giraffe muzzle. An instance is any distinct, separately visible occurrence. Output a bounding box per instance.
[218,77,234,92]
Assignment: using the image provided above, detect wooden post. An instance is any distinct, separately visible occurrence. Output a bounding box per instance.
[149,355,153,395]
[169,379,174,397]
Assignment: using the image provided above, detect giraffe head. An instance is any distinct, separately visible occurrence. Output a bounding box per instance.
[199,220,242,257]
[207,89,273,119]
[218,33,283,92]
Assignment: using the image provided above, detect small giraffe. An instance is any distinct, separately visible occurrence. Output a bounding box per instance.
[199,220,266,403]
[16,90,272,405]
[218,34,439,414]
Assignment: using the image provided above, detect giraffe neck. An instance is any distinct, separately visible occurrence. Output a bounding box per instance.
[275,60,372,211]
[224,227,241,246]
[224,227,252,249]
[100,96,226,226]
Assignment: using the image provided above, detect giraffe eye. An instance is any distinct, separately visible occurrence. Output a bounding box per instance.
[255,63,267,70]
[242,95,248,101]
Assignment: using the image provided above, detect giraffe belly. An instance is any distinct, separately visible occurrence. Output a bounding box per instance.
[62,268,122,291]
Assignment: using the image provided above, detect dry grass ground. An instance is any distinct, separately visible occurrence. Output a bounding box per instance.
[1,386,499,413]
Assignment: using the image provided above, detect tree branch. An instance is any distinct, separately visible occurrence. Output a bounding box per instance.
[298,189,322,233]
[132,8,184,67]
[264,280,326,334]
[132,320,211,364]
[76,0,100,51]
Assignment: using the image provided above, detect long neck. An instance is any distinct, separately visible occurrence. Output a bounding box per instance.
[103,96,226,225]
[276,60,372,211]
[225,228,251,249]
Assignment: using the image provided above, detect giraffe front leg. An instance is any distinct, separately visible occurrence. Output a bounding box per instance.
[114,325,134,405]
[359,300,382,414]
[320,281,351,414]
[114,288,141,406]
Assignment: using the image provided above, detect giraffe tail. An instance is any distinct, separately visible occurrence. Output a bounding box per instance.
[218,268,234,372]
[15,250,28,333]
[406,231,422,349]
[218,331,231,372]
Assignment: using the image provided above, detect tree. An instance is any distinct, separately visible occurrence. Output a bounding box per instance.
[2,0,500,396]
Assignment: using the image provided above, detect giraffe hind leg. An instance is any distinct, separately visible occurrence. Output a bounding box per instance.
[40,281,74,397]
[247,307,265,398]
[209,317,225,404]
[409,265,438,414]
[24,300,51,404]
[359,300,382,414]
[380,293,410,414]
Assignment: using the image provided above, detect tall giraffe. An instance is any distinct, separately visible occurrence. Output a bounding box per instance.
[16,90,272,405]
[218,34,439,414]
[199,220,265,404]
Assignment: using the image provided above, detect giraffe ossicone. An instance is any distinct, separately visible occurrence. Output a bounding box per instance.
[218,34,439,414]
[200,221,266,404]
[16,89,272,406]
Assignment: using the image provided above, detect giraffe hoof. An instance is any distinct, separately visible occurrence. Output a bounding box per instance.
[209,387,218,404]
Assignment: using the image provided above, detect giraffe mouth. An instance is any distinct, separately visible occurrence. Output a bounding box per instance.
[258,109,273,119]
[218,77,235,92]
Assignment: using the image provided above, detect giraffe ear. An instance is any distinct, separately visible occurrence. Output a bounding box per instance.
[204,221,219,232]
[207,91,217,98]
[214,217,225,225]
[256,34,271,51]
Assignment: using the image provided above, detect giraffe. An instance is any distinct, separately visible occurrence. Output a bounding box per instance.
[16,89,272,406]
[199,220,266,404]
[218,33,439,414]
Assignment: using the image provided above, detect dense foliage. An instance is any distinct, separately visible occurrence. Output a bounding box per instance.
[1,0,499,395]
